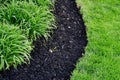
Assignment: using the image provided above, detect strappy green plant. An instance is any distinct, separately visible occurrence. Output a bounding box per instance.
[0,23,32,70]
[0,0,54,40]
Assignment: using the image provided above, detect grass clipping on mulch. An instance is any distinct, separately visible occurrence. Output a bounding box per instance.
[0,0,54,71]
[71,0,120,80]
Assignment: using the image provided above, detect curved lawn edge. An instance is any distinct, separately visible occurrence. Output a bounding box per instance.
[0,0,87,80]
[71,0,120,80]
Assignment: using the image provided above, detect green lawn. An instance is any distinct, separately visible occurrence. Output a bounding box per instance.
[71,0,120,80]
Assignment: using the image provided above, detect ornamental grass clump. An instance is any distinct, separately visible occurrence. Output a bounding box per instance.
[33,0,54,7]
[0,23,32,70]
[0,0,54,40]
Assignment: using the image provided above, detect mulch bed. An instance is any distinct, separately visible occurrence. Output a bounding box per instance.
[0,0,87,80]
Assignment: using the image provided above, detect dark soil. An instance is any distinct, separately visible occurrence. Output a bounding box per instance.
[0,0,87,80]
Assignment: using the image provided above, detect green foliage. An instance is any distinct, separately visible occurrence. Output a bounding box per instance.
[0,0,54,71]
[0,0,54,40]
[0,23,32,70]
[71,0,120,80]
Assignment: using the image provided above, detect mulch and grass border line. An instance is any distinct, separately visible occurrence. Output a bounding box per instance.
[0,0,87,80]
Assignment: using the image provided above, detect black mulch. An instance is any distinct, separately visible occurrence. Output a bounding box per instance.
[0,0,87,80]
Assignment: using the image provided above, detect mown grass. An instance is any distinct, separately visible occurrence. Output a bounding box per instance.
[0,0,54,70]
[71,0,120,80]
